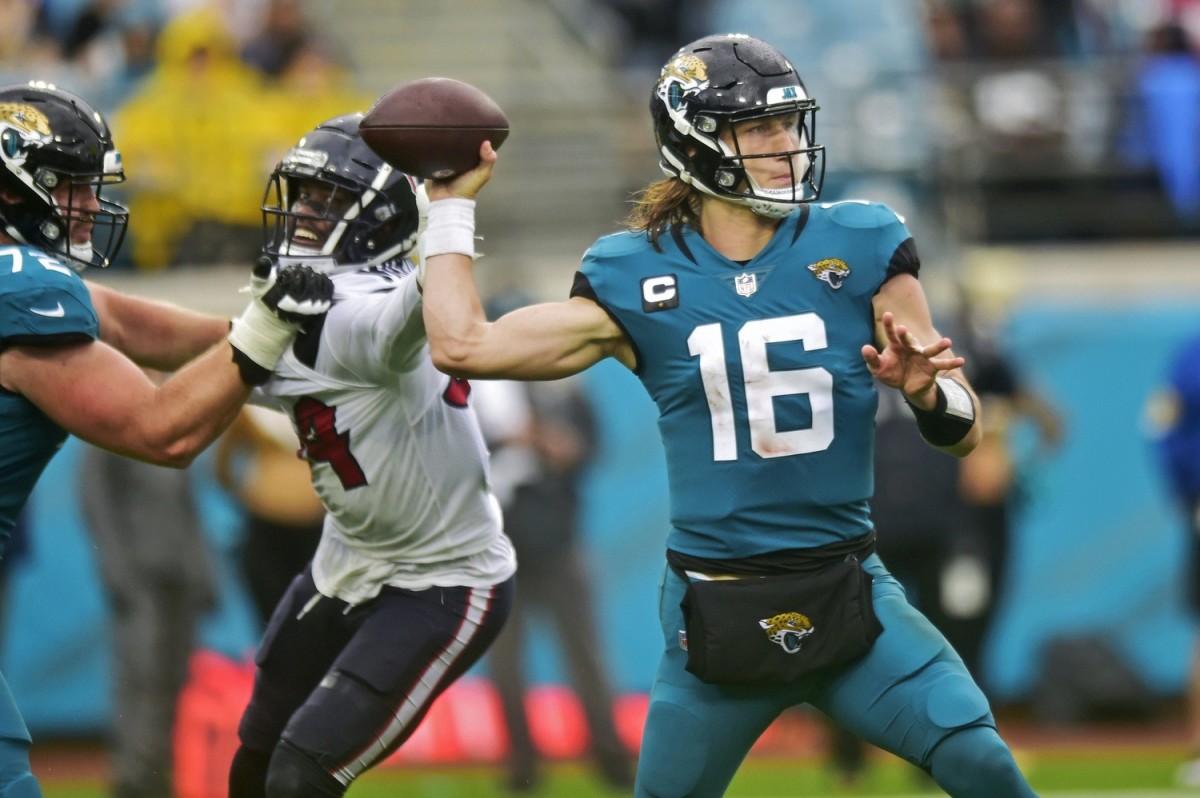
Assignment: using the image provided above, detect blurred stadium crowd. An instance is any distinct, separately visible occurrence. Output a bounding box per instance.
[0,0,373,270]
[0,0,1197,270]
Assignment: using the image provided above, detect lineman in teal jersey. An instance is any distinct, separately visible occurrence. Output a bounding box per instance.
[0,81,331,797]
[419,34,1035,797]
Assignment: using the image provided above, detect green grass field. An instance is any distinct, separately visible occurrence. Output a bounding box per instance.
[35,744,1193,798]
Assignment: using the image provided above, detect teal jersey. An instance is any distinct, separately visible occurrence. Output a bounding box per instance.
[0,244,98,541]
[575,201,918,558]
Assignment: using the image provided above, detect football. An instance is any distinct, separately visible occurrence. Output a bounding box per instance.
[360,77,510,180]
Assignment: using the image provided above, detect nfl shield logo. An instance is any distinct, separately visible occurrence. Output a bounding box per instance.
[735,272,757,297]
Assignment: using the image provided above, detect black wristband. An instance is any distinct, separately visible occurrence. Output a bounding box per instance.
[231,346,273,386]
[905,378,975,447]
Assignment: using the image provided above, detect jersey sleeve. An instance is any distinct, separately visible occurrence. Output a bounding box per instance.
[865,204,919,282]
[569,269,596,301]
[573,239,606,300]
[886,236,920,281]
[573,232,637,310]
[573,238,646,371]
[0,272,98,347]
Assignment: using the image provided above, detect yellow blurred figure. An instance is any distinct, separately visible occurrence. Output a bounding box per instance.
[113,4,368,270]
[275,46,373,143]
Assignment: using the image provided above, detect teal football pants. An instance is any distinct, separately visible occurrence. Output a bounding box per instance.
[0,671,39,798]
[634,555,1036,797]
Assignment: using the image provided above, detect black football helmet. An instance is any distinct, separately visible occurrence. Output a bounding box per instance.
[262,113,420,274]
[0,81,128,270]
[651,33,825,218]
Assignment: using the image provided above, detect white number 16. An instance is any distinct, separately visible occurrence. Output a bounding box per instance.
[687,313,834,461]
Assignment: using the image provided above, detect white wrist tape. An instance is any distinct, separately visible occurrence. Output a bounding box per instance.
[420,198,476,261]
[228,299,295,371]
[935,376,976,422]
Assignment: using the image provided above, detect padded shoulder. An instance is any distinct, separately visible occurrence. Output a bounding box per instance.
[0,247,98,343]
[580,230,649,273]
[817,199,908,231]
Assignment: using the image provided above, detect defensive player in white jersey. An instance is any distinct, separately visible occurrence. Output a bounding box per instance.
[227,115,516,798]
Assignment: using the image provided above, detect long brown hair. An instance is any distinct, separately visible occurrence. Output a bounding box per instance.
[624,177,702,249]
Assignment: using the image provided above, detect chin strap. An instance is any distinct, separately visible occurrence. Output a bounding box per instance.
[746,198,796,219]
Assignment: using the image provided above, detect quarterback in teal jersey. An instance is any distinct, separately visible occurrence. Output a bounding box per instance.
[419,34,1035,798]
[0,81,330,796]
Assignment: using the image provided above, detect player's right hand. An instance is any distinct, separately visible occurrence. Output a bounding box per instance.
[426,140,497,202]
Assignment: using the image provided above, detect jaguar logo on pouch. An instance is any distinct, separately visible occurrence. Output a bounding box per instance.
[759,611,814,654]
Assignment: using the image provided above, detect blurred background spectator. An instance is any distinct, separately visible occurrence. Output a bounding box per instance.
[239,0,309,78]
[214,406,323,631]
[1123,20,1200,231]
[0,0,373,270]
[80,440,217,798]
[1147,329,1200,787]
[473,292,633,792]
[111,4,292,269]
[951,264,1065,687]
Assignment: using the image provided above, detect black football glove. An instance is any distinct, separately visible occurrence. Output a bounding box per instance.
[262,264,334,324]
[229,264,333,385]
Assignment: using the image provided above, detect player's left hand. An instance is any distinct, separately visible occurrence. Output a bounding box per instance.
[862,312,964,410]
[229,264,333,385]
[261,264,333,324]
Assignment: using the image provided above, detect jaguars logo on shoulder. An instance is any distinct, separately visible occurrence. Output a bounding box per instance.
[807,258,850,290]
[0,103,52,164]
[759,611,814,654]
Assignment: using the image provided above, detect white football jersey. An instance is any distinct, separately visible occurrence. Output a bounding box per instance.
[263,261,514,604]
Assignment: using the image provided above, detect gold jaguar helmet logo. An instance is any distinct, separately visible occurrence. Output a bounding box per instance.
[807,258,850,290]
[759,611,814,654]
[662,54,707,86]
[0,103,52,165]
[0,103,51,136]
[656,54,710,111]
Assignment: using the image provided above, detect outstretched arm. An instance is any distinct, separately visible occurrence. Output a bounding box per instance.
[866,273,982,456]
[0,266,332,467]
[420,142,632,380]
[86,280,230,371]
[1,337,252,467]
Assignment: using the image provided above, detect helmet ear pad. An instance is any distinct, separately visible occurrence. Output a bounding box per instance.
[338,203,416,264]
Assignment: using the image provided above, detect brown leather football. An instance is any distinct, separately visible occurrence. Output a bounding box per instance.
[361,77,510,180]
